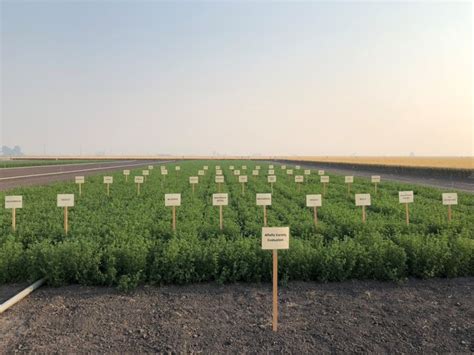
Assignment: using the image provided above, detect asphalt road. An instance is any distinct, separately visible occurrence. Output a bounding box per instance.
[276,161,474,193]
[0,160,172,191]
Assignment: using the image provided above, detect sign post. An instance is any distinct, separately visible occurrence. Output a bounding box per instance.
[268,175,276,194]
[318,170,325,176]
[321,176,329,196]
[165,194,181,231]
[252,169,259,180]
[442,193,458,222]
[123,170,130,182]
[295,175,303,191]
[371,176,381,194]
[75,176,85,196]
[215,175,224,192]
[5,196,22,231]
[306,194,322,226]
[175,166,180,176]
[135,176,144,195]
[57,194,74,234]
[104,176,113,196]
[143,169,150,182]
[345,176,354,195]
[286,169,293,180]
[399,191,414,225]
[213,193,228,230]
[262,226,289,332]
[239,175,248,195]
[355,193,371,223]
[256,193,272,226]
[189,176,198,195]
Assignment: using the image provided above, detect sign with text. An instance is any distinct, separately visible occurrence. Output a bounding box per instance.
[135,176,144,184]
[175,166,181,171]
[216,165,221,170]
[148,165,154,170]
[234,170,240,176]
[442,193,458,205]
[256,166,261,170]
[242,165,247,170]
[213,193,228,206]
[215,176,224,183]
[143,170,150,176]
[304,169,311,175]
[306,194,322,207]
[229,165,235,170]
[239,175,248,183]
[123,170,130,176]
[268,169,275,175]
[320,176,329,183]
[281,165,286,170]
[103,176,113,184]
[198,170,205,176]
[355,194,371,206]
[5,196,23,209]
[216,169,223,175]
[371,176,381,183]
[345,176,354,183]
[252,170,259,176]
[165,193,181,207]
[161,169,168,175]
[57,194,74,207]
[203,166,209,170]
[399,191,414,203]
[268,175,277,183]
[189,176,199,184]
[256,193,272,206]
[261,227,289,250]
[295,165,301,170]
[295,175,304,183]
[318,170,324,176]
[75,176,85,184]
[286,169,293,175]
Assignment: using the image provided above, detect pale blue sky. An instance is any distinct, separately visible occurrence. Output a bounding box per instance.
[1,1,472,156]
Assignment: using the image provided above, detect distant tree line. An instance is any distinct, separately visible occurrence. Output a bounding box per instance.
[1,145,23,156]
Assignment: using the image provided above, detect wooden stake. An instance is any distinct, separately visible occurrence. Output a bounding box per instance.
[137,183,140,196]
[405,203,409,225]
[64,206,69,234]
[79,183,82,196]
[313,206,318,226]
[297,183,300,192]
[12,208,16,232]
[263,205,267,227]
[271,182,274,194]
[348,183,351,195]
[323,183,327,196]
[172,206,176,231]
[218,183,221,192]
[125,175,128,183]
[448,205,452,222]
[241,183,245,195]
[106,183,110,196]
[272,249,278,332]
[362,205,366,223]
[374,183,378,194]
[219,205,223,230]
[192,184,195,195]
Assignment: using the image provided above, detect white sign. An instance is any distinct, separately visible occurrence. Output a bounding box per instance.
[161,169,168,175]
[269,165,274,169]
[295,175,304,183]
[234,170,240,176]
[355,194,371,206]
[189,176,199,184]
[75,176,85,184]
[198,170,205,176]
[371,176,381,183]
[148,165,154,170]
[165,193,181,207]
[175,166,181,171]
[399,191,414,203]
[281,165,286,169]
[306,194,322,207]
[215,176,224,183]
[123,170,130,176]
[143,170,150,176]
[295,165,301,170]
[203,166,209,170]
[216,169,223,175]
[321,176,330,183]
[256,193,272,206]
[442,193,458,205]
[242,165,247,170]
[239,175,248,183]
[318,170,325,176]
[304,169,311,175]
[345,176,354,183]
[5,196,23,209]
[57,194,74,207]
[252,170,259,176]
[286,169,293,175]
[256,166,261,170]
[160,166,166,171]
[104,176,113,184]
[229,165,235,170]
[135,176,144,184]
[268,175,277,183]
[268,169,275,175]
[216,165,221,170]
[213,193,228,206]
[262,227,289,250]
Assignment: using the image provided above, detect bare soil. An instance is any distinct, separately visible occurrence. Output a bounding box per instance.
[1,278,473,353]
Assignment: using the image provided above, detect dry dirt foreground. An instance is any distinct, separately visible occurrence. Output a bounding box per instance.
[1,278,473,353]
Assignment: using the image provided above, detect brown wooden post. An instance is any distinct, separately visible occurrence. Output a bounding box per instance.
[12,208,16,231]
[79,183,82,196]
[272,249,278,332]
[263,205,267,227]
[362,205,366,223]
[313,206,318,226]
[107,183,110,196]
[172,206,176,231]
[219,205,223,230]
[448,205,452,222]
[405,203,409,225]
[137,183,140,196]
[64,206,69,234]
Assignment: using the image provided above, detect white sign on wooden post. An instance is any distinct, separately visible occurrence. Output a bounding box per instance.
[216,169,223,175]
[123,170,130,176]
[295,165,301,170]
[198,170,205,176]
[256,193,272,206]
[135,176,144,184]
[345,176,354,183]
[75,176,85,184]
[269,165,274,169]
[215,176,224,183]
[295,175,304,183]
[304,169,311,175]
[318,170,324,176]
[252,170,259,176]
[268,175,276,183]
[229,165,235,170]
[239,175,248,183]
[165,193,181,207]
[286,169,293,175]
[143,170,150,176]
[442,193,458,205]
[161,169,168,175]
[355,193,371,223]
[281,165,286,169]
[216,165,221,170]
[242,165,247,170]
[256,165,261,170]
[148,165,154,170]
[189,176,199,184]
[203,166,209,170]
[320,176,329,183]
[234,170,240,176]
[5,195,23,231]
[57,194,74,207]
[371,176,381,183]
[268,169,275,175]
[104,176,113,184]
[399,191,414,203]
[306,194,322,207]
[213,193,228,230]
[175,166,181,171]
[261,226,290,332]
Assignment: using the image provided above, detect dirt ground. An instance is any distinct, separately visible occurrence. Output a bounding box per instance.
[1,278,473,353]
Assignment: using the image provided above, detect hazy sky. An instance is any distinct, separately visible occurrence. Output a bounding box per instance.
[1,1,472,156]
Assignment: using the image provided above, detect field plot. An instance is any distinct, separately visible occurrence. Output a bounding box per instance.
[0,161,473,289]
[0,159,113,169]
